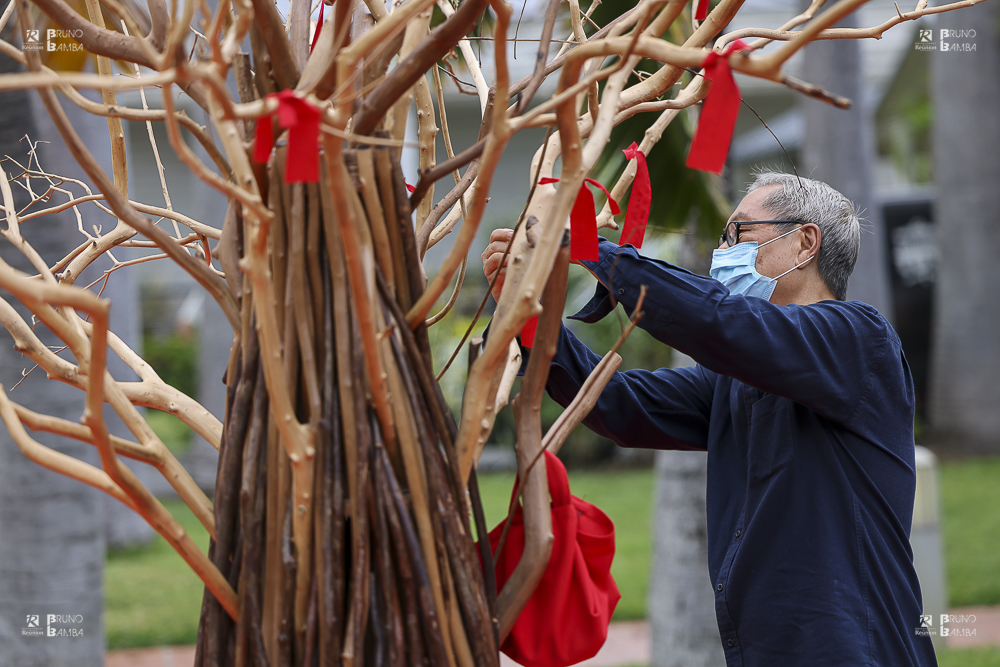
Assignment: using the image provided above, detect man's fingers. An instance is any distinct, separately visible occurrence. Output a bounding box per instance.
[483,252,508,278]
[483,228,514,301]
[482,240,512,258]
[490,228,514,243]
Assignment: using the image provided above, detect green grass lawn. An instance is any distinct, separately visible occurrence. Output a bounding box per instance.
[105,498,209,649]
[937,646,1000,667]
[105,456,1000,655]
[940,456,1000,608]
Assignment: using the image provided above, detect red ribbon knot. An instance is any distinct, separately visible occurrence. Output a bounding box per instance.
[253,90,322,184]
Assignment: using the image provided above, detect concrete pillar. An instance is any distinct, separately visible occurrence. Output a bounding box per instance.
[0,51,106,664]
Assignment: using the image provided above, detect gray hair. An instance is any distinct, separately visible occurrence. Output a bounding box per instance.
[746,171,861,301]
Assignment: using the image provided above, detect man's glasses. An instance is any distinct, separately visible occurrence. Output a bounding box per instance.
[718,220,804,248]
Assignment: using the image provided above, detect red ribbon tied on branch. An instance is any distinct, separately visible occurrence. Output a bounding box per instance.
[537,177,619,262]
[694,0,709,21]
[620,142,650,249]
[519,177,619,347]
[253,90,322,184]
[685,39,753,175]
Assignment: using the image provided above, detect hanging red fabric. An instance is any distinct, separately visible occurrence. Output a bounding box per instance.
[537,177,619,262]
[489,451,620,667]
[252,91,322,183]
[685,39,753,175]
[253,113,274,165]
[519,177,618,347]
[310,0,325,54]
[694,0,709,20]
[620,142,650,248]
[520,315,539,348]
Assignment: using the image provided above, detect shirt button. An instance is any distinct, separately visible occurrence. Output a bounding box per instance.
[727,639,735,648]
[717,583,724,592]
[618,288,625,295]
[735,529,741,538]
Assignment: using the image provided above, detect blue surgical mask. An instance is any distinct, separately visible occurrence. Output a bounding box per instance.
[710,227,813,301]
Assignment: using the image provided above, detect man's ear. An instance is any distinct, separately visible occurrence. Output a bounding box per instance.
[799,223,822,263]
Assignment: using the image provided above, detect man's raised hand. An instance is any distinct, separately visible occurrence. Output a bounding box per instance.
[481,228,514,303]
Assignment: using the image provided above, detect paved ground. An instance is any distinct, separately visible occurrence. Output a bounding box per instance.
[105,608,998,667]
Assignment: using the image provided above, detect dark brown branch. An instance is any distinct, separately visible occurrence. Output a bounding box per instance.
[408,137,485,212]
[352,0,493,136]
[248,0,301,91]
[781,72,852,108]
[238,362,270,667]
[415,160,479,258]
[496,240,569,641]
[378,442,450,667]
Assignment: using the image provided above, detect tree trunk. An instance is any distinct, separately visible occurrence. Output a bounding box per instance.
[927,2,1000,454]
[650,444,724,667]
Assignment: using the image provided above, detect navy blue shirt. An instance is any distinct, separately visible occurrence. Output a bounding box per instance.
[521,237,935,666]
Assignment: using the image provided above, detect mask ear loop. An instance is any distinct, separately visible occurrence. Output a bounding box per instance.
[770,253,816,283]
[761,226,815,282]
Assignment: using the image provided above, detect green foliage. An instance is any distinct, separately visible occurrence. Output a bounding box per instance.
[145,409,194,457]
[875,40,933,184]
[590,112,730,244]
[105,498,209,649]
[142,331,199,399]
[940,456,1000,607]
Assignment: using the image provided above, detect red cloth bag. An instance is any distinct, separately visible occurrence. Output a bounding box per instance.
[489,451,621,667]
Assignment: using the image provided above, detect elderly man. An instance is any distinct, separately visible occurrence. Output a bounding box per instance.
[481,173,935,666]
